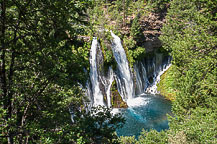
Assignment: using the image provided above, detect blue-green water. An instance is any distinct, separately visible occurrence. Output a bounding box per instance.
[116,94,172,138]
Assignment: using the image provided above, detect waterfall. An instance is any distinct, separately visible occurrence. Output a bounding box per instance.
[110,31,134,101]
[87,34,171,108]
[134,63,143,95]
[134,53,171,95]
[105,67,114,107]
[145,55,171,94]
[89,37,105,106]
[134,62,149,95]
[145,64,171,94]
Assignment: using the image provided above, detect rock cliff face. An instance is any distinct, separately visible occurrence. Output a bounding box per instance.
[141,12,166,52]
[118,12,166,53]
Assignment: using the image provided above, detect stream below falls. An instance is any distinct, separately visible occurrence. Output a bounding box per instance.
[114,94,172,138]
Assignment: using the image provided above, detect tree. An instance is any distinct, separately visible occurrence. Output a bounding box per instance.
[72,106,125,143]
[120,0,217,143]
[160,0,217,112]
[0,0,91,143]
[158,0,217,143]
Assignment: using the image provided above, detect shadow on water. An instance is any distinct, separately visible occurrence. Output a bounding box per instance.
[116,94,172,138]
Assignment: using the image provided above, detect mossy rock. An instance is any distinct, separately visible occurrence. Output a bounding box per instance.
[111,80,128,108]
[157,65,177,101]
[111,90,128,108]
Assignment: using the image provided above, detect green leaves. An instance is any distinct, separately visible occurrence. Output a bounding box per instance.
[160,0,217,112]
[0,0,92,143]
[120,0,217,142]
[130,13,144,43]
[72,106,125,143]
[169,107,217,144]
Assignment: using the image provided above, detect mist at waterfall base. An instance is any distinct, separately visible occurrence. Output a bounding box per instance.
[115,94,172,138]
[86,32,172,138]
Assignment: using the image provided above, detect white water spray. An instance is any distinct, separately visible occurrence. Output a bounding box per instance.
[105,67,114,107]
[146,64,171,94]
[87,34,172,108]
[89,37,105,106]
[110,31,134,101]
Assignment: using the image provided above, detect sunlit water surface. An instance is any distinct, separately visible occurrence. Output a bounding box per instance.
[115,94,172,138]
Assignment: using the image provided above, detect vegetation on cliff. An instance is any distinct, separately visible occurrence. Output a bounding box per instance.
[157,65,177,101]
[89,0,163,68]
[111,80,128,108]
[120,0,217,143]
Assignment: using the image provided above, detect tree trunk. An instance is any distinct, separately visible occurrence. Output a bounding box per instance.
[1,1,15,143]
[1,0,7,106]
[123,0,126,27]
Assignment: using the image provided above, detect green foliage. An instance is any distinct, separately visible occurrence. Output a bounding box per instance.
[0,0,92,143]
[118,136,137,144]
[138,129,168,144]
[147,0,171,12]
[72,106,125,143]
[130,14,144,43]
[111,80,128,108]
[123,36,146,68]
[119,0,217,143]
[88,0,149,70]
[168,107,217,144]
[158,0,216,143]
[127,13,146,65]
[157,65,177,101]
[100,31,116,66]
[128,47,146,67]
[123,36,137,50]
[130,0,146,15]
[119,129,168,144]
[160,0,217,113]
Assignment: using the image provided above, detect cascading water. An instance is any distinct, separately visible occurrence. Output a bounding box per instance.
[110,31,134,102]
[105,67,114,108]
[85,34,172,137]
[145,55,172,94]
[134,53,171,95]
[145,64,171,94]
[89,37,105,106]
[87,34,172,107]
[134,62,149,95]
